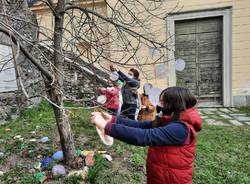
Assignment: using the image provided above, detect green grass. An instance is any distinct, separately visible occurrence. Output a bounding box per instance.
[0,102,250,184]
[194,124,250,184]
[238,107,250,116]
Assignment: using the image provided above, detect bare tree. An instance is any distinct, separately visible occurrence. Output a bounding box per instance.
[0,0,179,166]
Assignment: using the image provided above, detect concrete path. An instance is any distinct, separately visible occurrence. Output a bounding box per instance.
[199,108,250,126]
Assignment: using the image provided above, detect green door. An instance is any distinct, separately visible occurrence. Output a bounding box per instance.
[175,17,223,105]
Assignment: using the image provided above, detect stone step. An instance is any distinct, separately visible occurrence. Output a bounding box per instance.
[205,119,230,126]
[228,120,243,126]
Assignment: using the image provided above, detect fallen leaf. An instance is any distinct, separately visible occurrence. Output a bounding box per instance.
[30,131,36,135]
[67,167,89,180]
[5,128,11,132]
[102,154,112,161]
[29,139,37,142]
[97,151,107,154]
[13,135,22,139]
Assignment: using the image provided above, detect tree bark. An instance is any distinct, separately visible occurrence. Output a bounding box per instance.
[50,89,76,165]
[50,0,76,165]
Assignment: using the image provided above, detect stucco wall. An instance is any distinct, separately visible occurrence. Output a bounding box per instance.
[164,0,250,98]
[107,0,250,106]
[32,1,110,70]
[0,1,44,124]
[32,0,250,106]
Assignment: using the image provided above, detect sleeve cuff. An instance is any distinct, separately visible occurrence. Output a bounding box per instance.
[161,115,171,123]
[105,116,117,134]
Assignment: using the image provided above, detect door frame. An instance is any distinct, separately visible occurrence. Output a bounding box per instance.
[166,8,232,107]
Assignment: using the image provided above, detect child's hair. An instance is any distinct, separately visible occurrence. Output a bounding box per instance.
[108,79,118,87]
[129,68,140,80]
[160,87,197,121]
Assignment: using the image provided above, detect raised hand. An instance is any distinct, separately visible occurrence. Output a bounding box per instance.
[110,65,117,72]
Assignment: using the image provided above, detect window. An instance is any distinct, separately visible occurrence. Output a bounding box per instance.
[0,44,18,92]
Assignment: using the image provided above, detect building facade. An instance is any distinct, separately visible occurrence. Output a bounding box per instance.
[164,0,250,107]
[108,0,250,107]
[30,0,250,107]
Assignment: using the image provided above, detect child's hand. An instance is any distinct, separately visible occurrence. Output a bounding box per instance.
[110,65,117,72]
[100,111,112,122]
[98,88,106,93]
[91,112,108,130]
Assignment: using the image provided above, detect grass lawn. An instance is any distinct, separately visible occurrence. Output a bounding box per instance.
[0,102,250,184]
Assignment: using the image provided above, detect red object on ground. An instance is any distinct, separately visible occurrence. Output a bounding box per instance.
[85,153,95,167]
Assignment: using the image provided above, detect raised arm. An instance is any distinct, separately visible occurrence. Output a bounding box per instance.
[93,111,153,129]
[109,116,153,129]
[117,70,130,82]
[117,71,140,87]
[105,122,188,147]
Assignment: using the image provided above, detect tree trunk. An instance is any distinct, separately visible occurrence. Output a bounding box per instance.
[51,89,76,165]
[50,0,76,165]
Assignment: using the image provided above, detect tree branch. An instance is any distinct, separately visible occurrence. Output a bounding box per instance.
[64,5,169,50]
[0,27,53,81]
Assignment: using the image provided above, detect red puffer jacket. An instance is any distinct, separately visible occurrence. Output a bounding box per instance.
[147,107,202,184]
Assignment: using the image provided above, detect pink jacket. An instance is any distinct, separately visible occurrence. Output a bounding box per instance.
[99,87,119,110]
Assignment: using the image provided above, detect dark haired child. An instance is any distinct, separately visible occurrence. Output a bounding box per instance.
[91,87,202,184]
[110,65,140,120]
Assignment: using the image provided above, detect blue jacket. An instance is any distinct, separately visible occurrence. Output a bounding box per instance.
[105,116,188,146]
[118,71,140,105]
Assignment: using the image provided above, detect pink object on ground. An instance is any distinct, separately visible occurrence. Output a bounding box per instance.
[85,153,95,167]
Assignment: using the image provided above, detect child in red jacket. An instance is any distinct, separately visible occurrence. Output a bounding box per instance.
[91,87,202,184]
[98,80,119,115]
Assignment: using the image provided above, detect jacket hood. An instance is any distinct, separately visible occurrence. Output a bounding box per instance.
[161,107,202,132]
[180,107,202,132]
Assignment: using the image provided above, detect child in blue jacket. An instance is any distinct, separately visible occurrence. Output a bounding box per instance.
[90,87,202,184]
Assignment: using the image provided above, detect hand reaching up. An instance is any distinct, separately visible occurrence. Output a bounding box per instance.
[110,65,117,72]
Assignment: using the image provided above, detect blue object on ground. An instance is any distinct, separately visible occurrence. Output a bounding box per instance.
[41,157,53,168]
[52,151,63,160]
[52,164,66,176]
